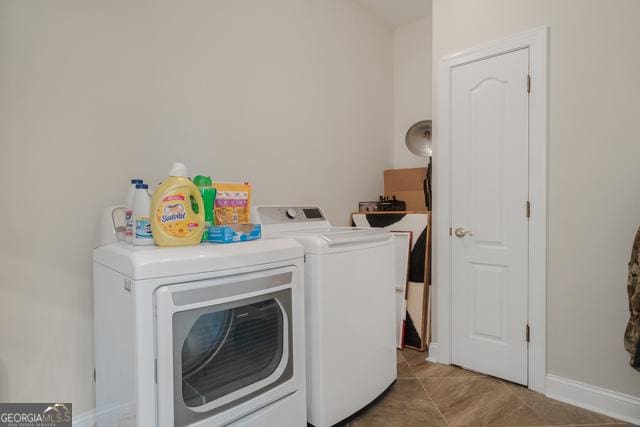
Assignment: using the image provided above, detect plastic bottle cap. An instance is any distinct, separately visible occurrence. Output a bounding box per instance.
[193,175,212,187]
[131,179,143,184]
[135,183,149,189]
[169,162,188,177]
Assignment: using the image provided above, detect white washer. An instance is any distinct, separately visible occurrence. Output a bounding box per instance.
[253,205,396,427]
[93,239,306,427]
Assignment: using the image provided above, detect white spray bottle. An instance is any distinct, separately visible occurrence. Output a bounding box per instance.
[132,183,154,246]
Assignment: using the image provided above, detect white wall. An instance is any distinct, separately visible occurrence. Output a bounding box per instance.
[432,0,640,398]
[393,16,432,168]
[0,0,392,414]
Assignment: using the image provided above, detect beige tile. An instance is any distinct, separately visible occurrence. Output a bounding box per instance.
[502,380,631,426]
[490,403,549,427]
[350,379,447,427]
[396,348,405,363]
[515,425,631,427]
[502,381,632,426]
[341,358,629,426]
[504,381,628,426]
[397,361,415,379]
[412,360,484,379]
[400,347,429,367]
[421,375,545,426]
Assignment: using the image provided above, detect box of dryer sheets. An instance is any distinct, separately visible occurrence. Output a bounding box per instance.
[383,167,427,211]
[207,223,261,244]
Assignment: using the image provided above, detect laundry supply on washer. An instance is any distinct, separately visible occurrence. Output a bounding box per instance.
[125,178,143,243]
[193,175,216,242]
[212,182,251,225]
[150,162,205,246]
[133,183,153,246]
[207,223,261,244]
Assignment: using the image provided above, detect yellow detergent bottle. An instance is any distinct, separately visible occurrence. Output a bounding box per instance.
[151,163,205,246]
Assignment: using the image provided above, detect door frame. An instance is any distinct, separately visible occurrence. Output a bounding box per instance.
[433,26,548,393]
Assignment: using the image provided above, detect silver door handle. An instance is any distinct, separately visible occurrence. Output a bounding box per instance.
[454,227,473,238]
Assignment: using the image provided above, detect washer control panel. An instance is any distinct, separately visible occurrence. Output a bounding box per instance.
[254,206,326,224]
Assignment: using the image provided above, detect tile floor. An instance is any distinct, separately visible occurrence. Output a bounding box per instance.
[341,348,632,427]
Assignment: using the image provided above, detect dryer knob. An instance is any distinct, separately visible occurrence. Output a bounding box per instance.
[286,208,297,219]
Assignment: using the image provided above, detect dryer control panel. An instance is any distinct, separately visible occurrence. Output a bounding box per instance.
[253,205,326,225]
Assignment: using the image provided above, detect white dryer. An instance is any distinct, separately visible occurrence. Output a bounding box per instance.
[93,239,306,426]
[252,205,396,427]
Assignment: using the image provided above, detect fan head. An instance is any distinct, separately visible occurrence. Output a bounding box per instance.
[405,120,432,158]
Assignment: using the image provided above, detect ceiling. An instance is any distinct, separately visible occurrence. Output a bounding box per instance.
[356,0,432,29]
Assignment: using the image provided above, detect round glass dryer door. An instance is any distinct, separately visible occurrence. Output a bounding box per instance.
[171,288,293,424]
[181,310,233,380]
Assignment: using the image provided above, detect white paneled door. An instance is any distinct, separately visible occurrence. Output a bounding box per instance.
[450,48,530,385]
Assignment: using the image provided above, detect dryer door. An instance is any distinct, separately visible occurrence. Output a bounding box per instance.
[155,267,298,427]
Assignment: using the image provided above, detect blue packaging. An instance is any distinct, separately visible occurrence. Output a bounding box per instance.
[207,223,262,244]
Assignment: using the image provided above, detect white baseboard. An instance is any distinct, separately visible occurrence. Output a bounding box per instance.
[426,342,439,363]
[546,374,640,425]
[73,409,96,427]
[73,403,131,427]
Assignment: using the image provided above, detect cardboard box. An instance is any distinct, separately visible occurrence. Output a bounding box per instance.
[383,167,428,211]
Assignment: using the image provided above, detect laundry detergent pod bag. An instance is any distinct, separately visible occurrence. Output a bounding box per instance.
[212,182,252,225]
[151,163,205,246]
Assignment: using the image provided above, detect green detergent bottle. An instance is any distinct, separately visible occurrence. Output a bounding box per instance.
[193,175,216,242]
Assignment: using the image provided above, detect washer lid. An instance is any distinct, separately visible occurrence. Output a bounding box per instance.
[283,227,391,248]
[93,238,303,280]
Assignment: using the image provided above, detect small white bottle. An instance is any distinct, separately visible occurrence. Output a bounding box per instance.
[125,179,143,243]
[133,183,154,246]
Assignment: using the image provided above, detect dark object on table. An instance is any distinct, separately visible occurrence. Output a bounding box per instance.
[377,195,406,212]
[358,197,406,212]
[358,201,379,212]
[424,157,432,209]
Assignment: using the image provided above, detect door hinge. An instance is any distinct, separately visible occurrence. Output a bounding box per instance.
[526,200,531,218]
[449,227,452,236]
[527,74,531,93]
[526,324,530,342]
[154,358,158,383]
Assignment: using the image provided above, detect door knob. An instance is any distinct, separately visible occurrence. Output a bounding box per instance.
[454,227,473,238]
